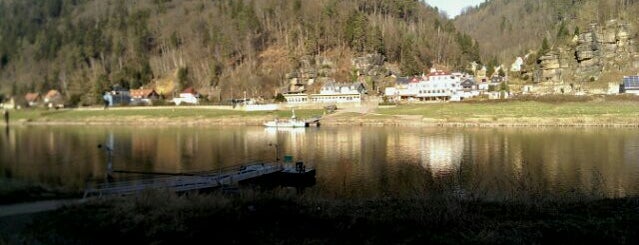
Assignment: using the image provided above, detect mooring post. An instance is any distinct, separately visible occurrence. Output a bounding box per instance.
[98,144,114,181]
[2,109,8,126]
[269,143,280,162]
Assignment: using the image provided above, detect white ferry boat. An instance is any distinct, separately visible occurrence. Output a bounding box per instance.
[263,110,307,128]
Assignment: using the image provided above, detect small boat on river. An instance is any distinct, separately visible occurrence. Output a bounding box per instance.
[263,110,307,128]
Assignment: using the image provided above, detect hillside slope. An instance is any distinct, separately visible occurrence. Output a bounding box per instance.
[0,0,480,105]
[456,0,639,89]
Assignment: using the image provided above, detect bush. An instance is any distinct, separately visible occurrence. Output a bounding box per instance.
[68,94,83,107]
[274,93,286,103]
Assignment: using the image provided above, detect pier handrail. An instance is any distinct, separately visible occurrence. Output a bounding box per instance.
[84,163,284,198]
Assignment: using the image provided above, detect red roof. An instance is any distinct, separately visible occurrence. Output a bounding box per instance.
[130,89,157,98]
[25,93,40,102]
[44,90,61,100]
[182,87,197,95]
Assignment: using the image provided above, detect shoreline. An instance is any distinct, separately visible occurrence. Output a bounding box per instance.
[4,100,639,127]
[6,115,639,127]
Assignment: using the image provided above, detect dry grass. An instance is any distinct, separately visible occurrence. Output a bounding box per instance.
[13,189,639,244]
[7,108,324,125]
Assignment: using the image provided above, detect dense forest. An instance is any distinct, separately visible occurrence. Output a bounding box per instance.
[0,0,482,105]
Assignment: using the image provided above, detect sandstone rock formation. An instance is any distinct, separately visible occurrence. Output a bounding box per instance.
[536,19,637,84]
[284,54,388,93]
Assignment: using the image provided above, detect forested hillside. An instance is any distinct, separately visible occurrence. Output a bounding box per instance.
[455,0,639,64]
[0,0,480,105]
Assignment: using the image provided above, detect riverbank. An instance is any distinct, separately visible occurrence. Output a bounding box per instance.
[0,179,79,205]
[3,100,639,127]
[4,191,638,244]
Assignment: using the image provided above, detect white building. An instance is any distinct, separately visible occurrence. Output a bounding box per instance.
[414,71,461,101]
[384,71,485,102]
[283,82,366,104]
[511,57,524,72]
[311,82,366,103]
[623,76,639,95]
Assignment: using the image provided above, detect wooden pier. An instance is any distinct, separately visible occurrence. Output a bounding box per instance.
[83,163,283,198]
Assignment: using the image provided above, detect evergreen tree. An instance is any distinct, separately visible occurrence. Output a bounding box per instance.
[345,11,368,53]
[367,25,385,55]
[540,37,550,54]
[400,35,420,76]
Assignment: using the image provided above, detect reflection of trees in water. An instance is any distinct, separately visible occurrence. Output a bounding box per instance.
[3,127,639,198]
[457,128,639,199]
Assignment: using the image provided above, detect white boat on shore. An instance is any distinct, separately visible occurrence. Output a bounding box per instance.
[263,110,307,128]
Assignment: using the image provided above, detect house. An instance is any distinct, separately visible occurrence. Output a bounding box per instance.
[172,87,199,105]
[43,90,64,108]
[181,87,198,96]
[460,79,476,89]
[130,89,159,100]
[455,79,480,101]
[310,82,366,103]
[110,86,131,105]
[283,93,309,104]
[130,89,159,105]
[283,82,366,104]
[622,76,639,95]
[383,77,419,101]
[511,57,524,72]
[25,93,41,107]
[414,70,461,101]
[2,97,16,109]
[490,76,505,84]
[384,71,484,102]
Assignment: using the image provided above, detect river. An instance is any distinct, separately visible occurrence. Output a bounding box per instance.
[2,125,639,199]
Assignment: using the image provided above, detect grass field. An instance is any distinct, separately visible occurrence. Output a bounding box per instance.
[372,100,639,125]
[4,100,639,126]
[378,101,639,118]
[5,107,325,124]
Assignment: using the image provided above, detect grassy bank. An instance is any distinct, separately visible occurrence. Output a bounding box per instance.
[5,107,324,125]
[0,179,79,205]
[370,100,639,126]
[7,191,639,244]
[4,100,639,126]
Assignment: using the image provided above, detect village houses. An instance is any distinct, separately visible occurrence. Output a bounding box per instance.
[383,68,507,102]
[130,88,159,105]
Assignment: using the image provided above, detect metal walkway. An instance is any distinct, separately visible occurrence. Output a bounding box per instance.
[83,163,282,198]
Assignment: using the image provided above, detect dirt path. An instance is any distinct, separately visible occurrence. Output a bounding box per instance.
[0,199,83,218]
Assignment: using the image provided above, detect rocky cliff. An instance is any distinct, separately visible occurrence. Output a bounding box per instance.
[284,53,388,94]
[535,20,639,85]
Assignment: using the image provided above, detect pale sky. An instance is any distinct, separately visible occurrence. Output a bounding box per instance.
[423,0,486,18]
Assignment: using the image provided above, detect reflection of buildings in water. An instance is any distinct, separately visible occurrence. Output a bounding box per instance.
[311,128,363,179]
[384,130,464,174]
[419,134,464,175]
[385,131,421,165]
[264,128,307,155]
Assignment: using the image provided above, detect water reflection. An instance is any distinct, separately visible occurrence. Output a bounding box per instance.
[1,126,639,199]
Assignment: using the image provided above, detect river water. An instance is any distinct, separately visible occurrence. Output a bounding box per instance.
[2,126,639,199]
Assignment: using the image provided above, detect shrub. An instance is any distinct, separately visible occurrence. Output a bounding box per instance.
[274,93,286,103]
